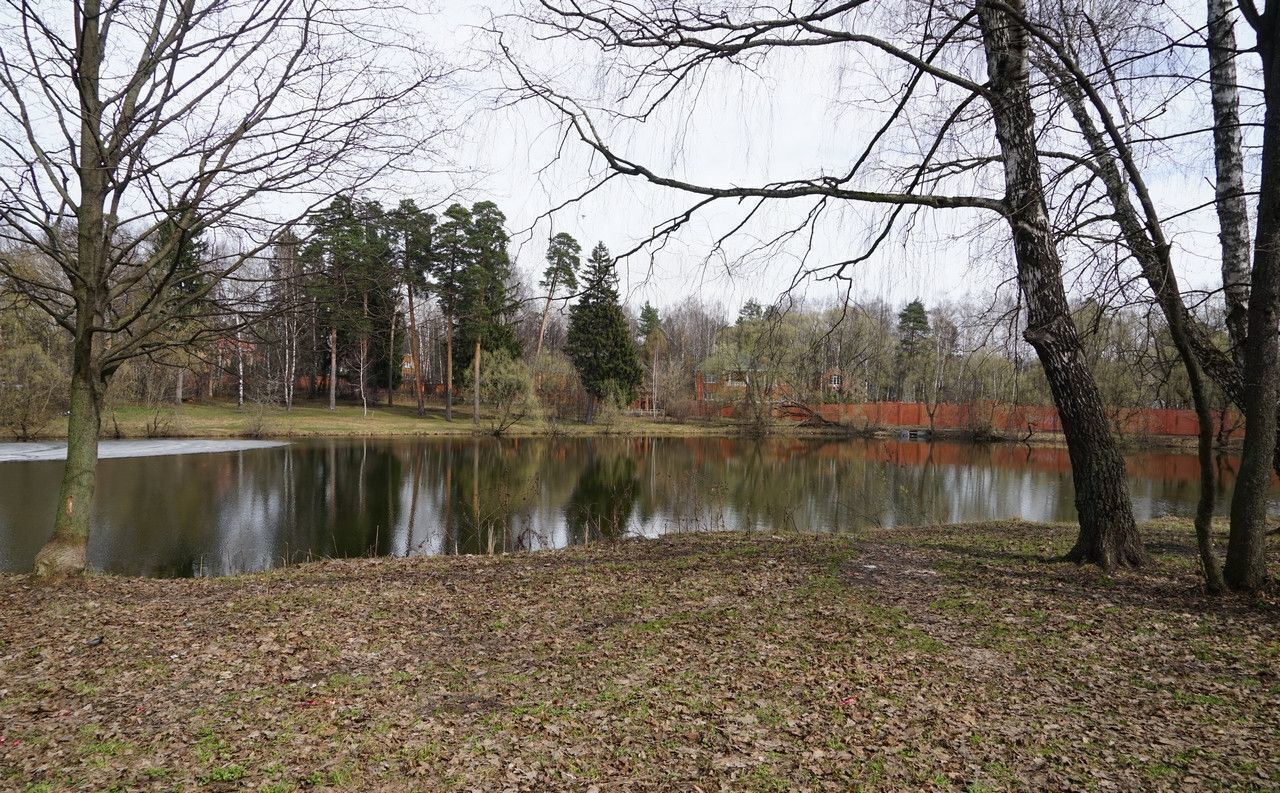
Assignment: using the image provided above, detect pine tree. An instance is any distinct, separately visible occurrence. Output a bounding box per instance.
[458,200,520,372]
[536,232,582,360]
[895,298,931,401]
[390,199,434,416]
[303,195,363,410]
[566,242,643,419]
[431,203,474,420]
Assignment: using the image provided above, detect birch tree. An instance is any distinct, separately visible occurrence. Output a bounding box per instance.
[502,0,1148,567]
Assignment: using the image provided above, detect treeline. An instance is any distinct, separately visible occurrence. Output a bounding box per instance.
[2,224,1227,440]
[1,194,658,433]
[693,296,1229,415]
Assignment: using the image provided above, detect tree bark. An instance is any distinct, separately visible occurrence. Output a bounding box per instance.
[34,0,107,578]
[535,273,559,362]
[359,292,369,416]
[444,310,454,422]
[407,281,425,416]
[175,369,185,405]
[1225,4,1280,593]
[328,325,338,410]
[1208,0,1252,367]
[978,0,1145,569]
[1047,60,1222,585]
[387,308,396,407]
[236,330,245,408]
[33,338,102,578]
[473,339,481,427]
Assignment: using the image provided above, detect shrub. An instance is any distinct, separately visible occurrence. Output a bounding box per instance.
[0,341,65,440]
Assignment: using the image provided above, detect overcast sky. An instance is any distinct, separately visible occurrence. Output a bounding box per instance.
[402,0,1242,319]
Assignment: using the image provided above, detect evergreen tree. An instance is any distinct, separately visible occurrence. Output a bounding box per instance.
[390,199,434,415]
[536,232,582,359]
[458,200,520,372]
[302,195,363,409]
[896,299,931,355]
[638,301,661,339]
[895,298,931,401]
[301,196,402,411]
[430,203,474,420]
[566,242,643,418]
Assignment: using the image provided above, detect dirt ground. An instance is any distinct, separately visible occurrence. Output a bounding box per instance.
[1,520,1276,791]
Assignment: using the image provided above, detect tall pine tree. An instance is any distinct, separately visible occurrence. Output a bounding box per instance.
[431,203,474,421]
[390,199,433,416]
[566,242,643,420]
[536,232,582,360]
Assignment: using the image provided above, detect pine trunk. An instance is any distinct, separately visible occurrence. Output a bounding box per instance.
[328,326,337,410]
[444,311,454,422]
[473,339,481,427]
[407,281,425,416]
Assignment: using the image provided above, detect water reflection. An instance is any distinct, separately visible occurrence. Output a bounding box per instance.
[0,437,1269,577]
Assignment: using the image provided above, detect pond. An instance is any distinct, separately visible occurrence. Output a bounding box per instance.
[0,436,1267,577]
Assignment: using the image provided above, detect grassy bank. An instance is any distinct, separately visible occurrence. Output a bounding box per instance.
[79,401,737,439]
[18,400,1215,451]
[1,520,1276,791]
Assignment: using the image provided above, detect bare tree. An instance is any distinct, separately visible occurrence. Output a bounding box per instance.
[0,0,449,577]
[500,0,1147,567]
[1225,0,1280,592]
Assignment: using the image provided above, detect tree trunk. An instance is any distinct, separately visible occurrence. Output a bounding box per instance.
[285,313,297,410]
[328,325,337,410]
[175,368,185,405]
[978,0,1145,569]
[444,311,454,422]
[1226,9,1280,593]
[236,330,245,408]
[359,292,369,416]
[309,302,320,400]
[473,339,481,427]
[387,309,396,407]
[535,273,559,363]
[407,281,425,416]
[1049,60,1223,585]
[1208,0,1252,367]
[33,344,102,579]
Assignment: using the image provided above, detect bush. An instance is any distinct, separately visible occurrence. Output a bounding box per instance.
[0,341,65,440]
[463,350,537,435]
[533,352,589,422]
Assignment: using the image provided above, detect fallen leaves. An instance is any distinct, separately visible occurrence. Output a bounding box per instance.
[0,520,1275,791]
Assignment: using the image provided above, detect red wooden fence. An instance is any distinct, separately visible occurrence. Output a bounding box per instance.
[695,400,1243,439]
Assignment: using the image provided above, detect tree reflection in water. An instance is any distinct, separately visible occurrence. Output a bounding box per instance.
[0,436,1269,576]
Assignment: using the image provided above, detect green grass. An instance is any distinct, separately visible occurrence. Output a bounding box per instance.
[76,399,740,440]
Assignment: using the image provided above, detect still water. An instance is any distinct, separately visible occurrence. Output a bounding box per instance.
[0,436,1261,577]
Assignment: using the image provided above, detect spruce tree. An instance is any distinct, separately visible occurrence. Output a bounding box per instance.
[566,242,643,419]
[638,301,661,339]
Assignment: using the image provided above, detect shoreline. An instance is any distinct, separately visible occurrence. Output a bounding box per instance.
[14,400,1232,453]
